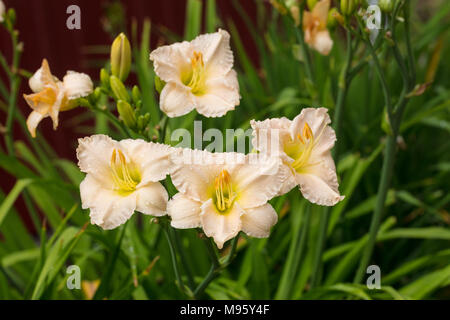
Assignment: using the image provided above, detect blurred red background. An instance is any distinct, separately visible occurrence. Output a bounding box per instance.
[0,0,259,231]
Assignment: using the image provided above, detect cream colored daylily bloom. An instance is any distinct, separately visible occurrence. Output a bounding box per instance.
[167,149,289,248]
[150,29,240,118]
[23,59,93,137]
[77,134,172,230]
[303,0,333,55]
[251,108,344,206]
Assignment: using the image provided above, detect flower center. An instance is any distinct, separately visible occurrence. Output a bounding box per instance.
[284,122,315,173]
[110,149,141,194]
[181,51,207,96]
[213,170,235,214]
[29,87,57,107]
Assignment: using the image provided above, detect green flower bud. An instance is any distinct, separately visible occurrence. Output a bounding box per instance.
[327,8,339,28]
[117,100,136,129]
[110,33,132,82]
[131,85,141,104]
[340,0,358,16]
[100,68,110,89]
[155,76,166,94]
[379,0,395,13]
[110,75,130,102]
[307,0,318,10]
[7,8,16,26]
[93,87,102,101]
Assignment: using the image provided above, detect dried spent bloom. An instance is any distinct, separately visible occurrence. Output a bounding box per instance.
[23,59,93,137]
[150,29,240,118]
[77,135,172,230]
[251,108,344,206]
[303,0,334,55]
[167,149,289,248]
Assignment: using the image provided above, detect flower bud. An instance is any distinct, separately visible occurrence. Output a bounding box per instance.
[379,0,395,13]
[117,100,136,129]
[327,8,340,28]
[110,33,131,82]
[132,85,141,104]
[307,0,318,10]
[340,0,358,16]
[110,75,130,102]
[100,68,110,89]
[154,76,165,94]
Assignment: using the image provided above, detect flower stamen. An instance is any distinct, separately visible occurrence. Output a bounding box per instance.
[110,149,141,194]
[291,122,315,173]
[214,170,235,213]
[186,51,206,95]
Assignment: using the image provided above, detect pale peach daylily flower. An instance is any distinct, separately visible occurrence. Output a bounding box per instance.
[150,29,240,118]
[77,135,172,230]
[23,59,93,137]
[167,149,289,249]
[251,108,344,206]
[303,0,333,55]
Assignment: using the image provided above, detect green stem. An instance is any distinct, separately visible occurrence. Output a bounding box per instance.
[354,2,415,283]
[224,233,239,266]
[5,27,22,156]
[275,203,311,299]
[194,234,239,298]
[356,17,394,127]
[354,134,396,283]
[162,223,186,295]
[296,4,315,84]
[172,228,195,291]
[193,264,216,298]
[310,28,354,288]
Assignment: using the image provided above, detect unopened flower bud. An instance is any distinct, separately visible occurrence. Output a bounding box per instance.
[110,75,130,102]
[132,85,141,104]
[327,8,339,28]
[100,68,110,89]
[117,100,136,129]
[110,33,131,82]
[340,0,358,16]
[379,0,395,13]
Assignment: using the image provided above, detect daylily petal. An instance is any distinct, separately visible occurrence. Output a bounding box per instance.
[191,29,234,75]
[135,182,168,216]
[241,203,278,238]
[194,70,240,117]
[313,30,333,56]
[63,71,93,99]
[167,193,202,229]
[290,107,331,141]
[251,117,292,156]
[169,149,224,202]
[232,154,290,209]
[159,82,195,117]
[26,111,45,138]
[200,198,243,249]
[119,139,173,184]
[76,134,118,185]
[29,59,57,93]
[313,0,330,28]
[296,154,344,206]
[80,174,137,230]
[150,41,193,83]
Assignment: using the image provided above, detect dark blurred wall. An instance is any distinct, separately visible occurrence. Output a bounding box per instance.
[0,0,258,158]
